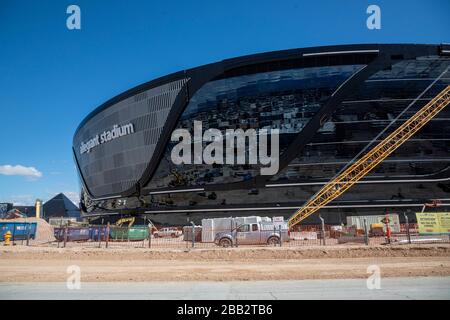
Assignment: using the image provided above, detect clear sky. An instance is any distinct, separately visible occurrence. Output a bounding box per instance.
[0,0,449,206]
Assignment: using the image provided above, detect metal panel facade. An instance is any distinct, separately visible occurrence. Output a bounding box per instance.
[73,78,189,198]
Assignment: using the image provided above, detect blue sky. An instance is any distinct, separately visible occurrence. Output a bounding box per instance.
[0,0,449,206]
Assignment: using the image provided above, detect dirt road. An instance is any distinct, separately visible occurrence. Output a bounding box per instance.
[1,245,449,282]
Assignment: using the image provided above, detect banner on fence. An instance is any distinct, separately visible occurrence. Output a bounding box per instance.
[416,212,450,235]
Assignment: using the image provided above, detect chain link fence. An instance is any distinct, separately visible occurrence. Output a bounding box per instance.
[2,218,450,249]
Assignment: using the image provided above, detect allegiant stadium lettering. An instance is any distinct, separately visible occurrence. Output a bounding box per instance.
[79,123,135,155]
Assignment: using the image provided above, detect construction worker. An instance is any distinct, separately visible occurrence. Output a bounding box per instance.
[382,215,391,244]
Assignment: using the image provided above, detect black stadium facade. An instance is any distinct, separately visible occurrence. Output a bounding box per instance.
[73,44,450,225]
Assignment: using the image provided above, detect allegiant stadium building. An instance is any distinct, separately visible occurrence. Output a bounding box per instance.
[73,44,450,225]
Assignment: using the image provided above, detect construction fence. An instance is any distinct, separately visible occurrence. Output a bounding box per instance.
[3,219,449,250]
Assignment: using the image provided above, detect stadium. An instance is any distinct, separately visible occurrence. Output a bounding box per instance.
[73,44,450,225]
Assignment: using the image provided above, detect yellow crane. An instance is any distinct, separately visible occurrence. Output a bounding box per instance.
[289,85,450,228]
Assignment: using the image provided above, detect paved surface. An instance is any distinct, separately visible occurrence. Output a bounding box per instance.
[1,277,449,299]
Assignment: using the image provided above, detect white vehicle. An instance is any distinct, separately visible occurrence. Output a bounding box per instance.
[153,227,182,238]
[214,222,290,247]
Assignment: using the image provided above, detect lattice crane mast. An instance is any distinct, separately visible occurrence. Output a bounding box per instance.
[289,85,450,228]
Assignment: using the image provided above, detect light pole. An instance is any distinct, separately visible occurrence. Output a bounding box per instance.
[403,211,411,244]
[319,214,326,246]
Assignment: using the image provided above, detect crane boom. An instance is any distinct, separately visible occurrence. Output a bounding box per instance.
[289,85,450,228]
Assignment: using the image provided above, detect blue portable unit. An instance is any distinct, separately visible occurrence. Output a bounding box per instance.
[54,227,90,242]
[53,227,62,240]
[0,222,37,241]
[89,225,108,241]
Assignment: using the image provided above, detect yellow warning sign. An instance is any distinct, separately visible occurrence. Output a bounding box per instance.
[416,212,450,234]
[438,212,450,233]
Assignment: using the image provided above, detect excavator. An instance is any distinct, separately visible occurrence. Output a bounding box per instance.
[289,85,450,228]
[115,217,135,227]
[116,216,159,235]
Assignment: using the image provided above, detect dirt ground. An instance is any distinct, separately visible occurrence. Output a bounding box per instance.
[1,244,449,282]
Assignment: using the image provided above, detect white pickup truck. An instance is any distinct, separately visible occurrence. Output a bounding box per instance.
[214,222,289,247]
[153,227,182,238]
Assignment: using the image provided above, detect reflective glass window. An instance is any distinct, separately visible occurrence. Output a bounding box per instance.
[147,65,365,189]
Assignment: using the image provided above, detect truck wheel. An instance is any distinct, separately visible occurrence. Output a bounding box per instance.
[267,236,280,246]
[219,238,232,248]
[154,233,159,238]
[171,233,177,238]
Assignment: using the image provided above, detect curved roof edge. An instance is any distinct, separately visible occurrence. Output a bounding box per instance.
[74,43,440,137]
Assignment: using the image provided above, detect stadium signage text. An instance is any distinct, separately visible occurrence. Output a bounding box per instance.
[171,120,279,175]
[79,123,135,155]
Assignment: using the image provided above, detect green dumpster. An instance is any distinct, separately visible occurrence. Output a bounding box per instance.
[128,226,149,241]
[110,225,149,241]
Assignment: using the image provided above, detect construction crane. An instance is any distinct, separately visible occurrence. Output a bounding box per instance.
[289,85,450,228]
